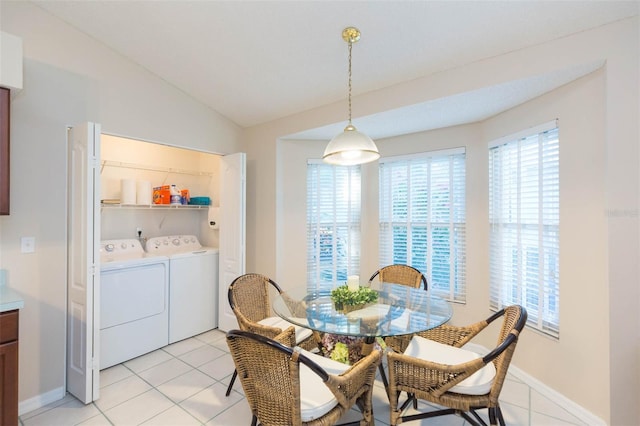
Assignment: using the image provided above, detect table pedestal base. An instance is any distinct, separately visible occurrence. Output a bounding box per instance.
[360,336,389,393]
[361,337,375,356]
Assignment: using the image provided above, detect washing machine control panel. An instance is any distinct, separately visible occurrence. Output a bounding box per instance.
[145,235,202,255]
[100,239,145,261]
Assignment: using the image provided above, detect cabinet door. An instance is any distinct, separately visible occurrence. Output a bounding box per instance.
[0,87,9,215]
[0,340,18,426]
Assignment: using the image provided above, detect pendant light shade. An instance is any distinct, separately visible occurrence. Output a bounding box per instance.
[323,124,380,165]
[323,27,379,166]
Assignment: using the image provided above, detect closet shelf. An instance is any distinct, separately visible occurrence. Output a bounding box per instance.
[101,203,209,210]
[101,160,214,177]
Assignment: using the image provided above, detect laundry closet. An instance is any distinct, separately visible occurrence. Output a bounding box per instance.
[66,123,245,403]
[99,134,224,369]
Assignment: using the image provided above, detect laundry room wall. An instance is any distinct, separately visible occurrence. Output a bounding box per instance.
[101,135,221,248]
[0,2,240,412]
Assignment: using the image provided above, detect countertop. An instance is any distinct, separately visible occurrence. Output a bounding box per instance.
[0,285,24,313]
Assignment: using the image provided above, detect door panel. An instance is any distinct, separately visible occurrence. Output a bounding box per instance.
[218,153,246,331]
[67,123,100,403]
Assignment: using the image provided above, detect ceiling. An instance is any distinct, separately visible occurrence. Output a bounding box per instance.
[32,1,638,139]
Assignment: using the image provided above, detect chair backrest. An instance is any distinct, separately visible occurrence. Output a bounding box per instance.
[227,273,283,325]
[226,328,324,425]
[369,264,427,290]
[483,305,527,404]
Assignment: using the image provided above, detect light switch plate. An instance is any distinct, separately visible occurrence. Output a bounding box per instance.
[21,236,35,253]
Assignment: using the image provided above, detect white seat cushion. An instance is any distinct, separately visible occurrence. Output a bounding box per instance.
[404,335,496,395]
[390,310,411,331]
[298,349,350,421]
[258,316,313,344]
[345,303,390,320]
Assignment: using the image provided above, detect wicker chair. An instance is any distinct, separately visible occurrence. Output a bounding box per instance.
[387,305,527,426]
[225,273,319,396]
[226,327,382,426]
[369,264,428,385]
[367,264,427,290]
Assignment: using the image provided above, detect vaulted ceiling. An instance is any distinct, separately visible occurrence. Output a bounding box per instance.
[32,1,638,139]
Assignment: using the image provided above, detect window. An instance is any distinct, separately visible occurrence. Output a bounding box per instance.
[489,121,559,337]
[379,149,466,302]
[307,161,361,292]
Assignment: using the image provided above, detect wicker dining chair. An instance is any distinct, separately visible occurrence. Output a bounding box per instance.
[369,264,428,359]
[225,273,319,396]
[226,327,382,426]
[368,264,427,290]
[387,305,527,426]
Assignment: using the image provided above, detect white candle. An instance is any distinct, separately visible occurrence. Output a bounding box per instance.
[347,275,359,291]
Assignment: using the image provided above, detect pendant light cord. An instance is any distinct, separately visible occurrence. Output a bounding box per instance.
[323,27,380,165]
[347,40,353,126]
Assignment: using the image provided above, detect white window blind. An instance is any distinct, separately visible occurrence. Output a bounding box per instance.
[489,122,559,337]
[379,149,466,302]
[307,161,361,292]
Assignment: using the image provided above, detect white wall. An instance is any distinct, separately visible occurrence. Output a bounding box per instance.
[0,2,241,411]
[248,17,639,424]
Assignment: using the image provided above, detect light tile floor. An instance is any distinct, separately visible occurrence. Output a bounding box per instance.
[20,329,589,426]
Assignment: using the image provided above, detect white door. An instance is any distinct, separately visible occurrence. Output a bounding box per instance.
[67,123,101,403]
[218,152,246,331]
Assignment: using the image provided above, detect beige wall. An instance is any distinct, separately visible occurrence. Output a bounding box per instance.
[0,1,241,411]
[487,71,610,416]
[247,18,639,424]
[1,1,637,423]
[277,70,609,417]
[1,3,240,154]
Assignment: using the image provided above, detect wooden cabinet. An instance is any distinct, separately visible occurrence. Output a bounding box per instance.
[0,309,19,426]
[0,87,9,215]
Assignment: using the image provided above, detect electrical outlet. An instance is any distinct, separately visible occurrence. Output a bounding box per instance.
[21,236,35,253]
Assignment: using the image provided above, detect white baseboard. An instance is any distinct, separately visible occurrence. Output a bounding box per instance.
[18,386,66,416]
[464,342,605,425]
[507,364,606,426]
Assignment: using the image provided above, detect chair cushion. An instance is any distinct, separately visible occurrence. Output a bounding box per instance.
[298,349,350,421]
[404,335,496,395]
[258,316,314,344]
[345,303,390,319]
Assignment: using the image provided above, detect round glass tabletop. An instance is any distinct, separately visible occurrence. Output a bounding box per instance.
[273,282,452,338]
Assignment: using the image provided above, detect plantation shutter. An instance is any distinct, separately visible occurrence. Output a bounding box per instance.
[307,161,361,292]
[489,121,560,337]
[379,148,466,302]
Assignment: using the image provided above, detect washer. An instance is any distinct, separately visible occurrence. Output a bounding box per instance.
[99,239,169,369]
[146,235,219,343]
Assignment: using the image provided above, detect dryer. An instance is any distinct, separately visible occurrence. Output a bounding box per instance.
[146,235,219,343]
[99,239,169,369]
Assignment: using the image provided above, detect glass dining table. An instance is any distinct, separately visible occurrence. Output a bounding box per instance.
[273,282,453,356]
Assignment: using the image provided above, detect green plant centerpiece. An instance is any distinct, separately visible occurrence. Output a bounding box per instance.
[330,284,379,313]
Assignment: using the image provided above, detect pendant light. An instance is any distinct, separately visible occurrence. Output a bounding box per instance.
[323,27,380,166]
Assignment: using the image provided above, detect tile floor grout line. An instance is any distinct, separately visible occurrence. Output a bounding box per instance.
[81,400,114,426]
